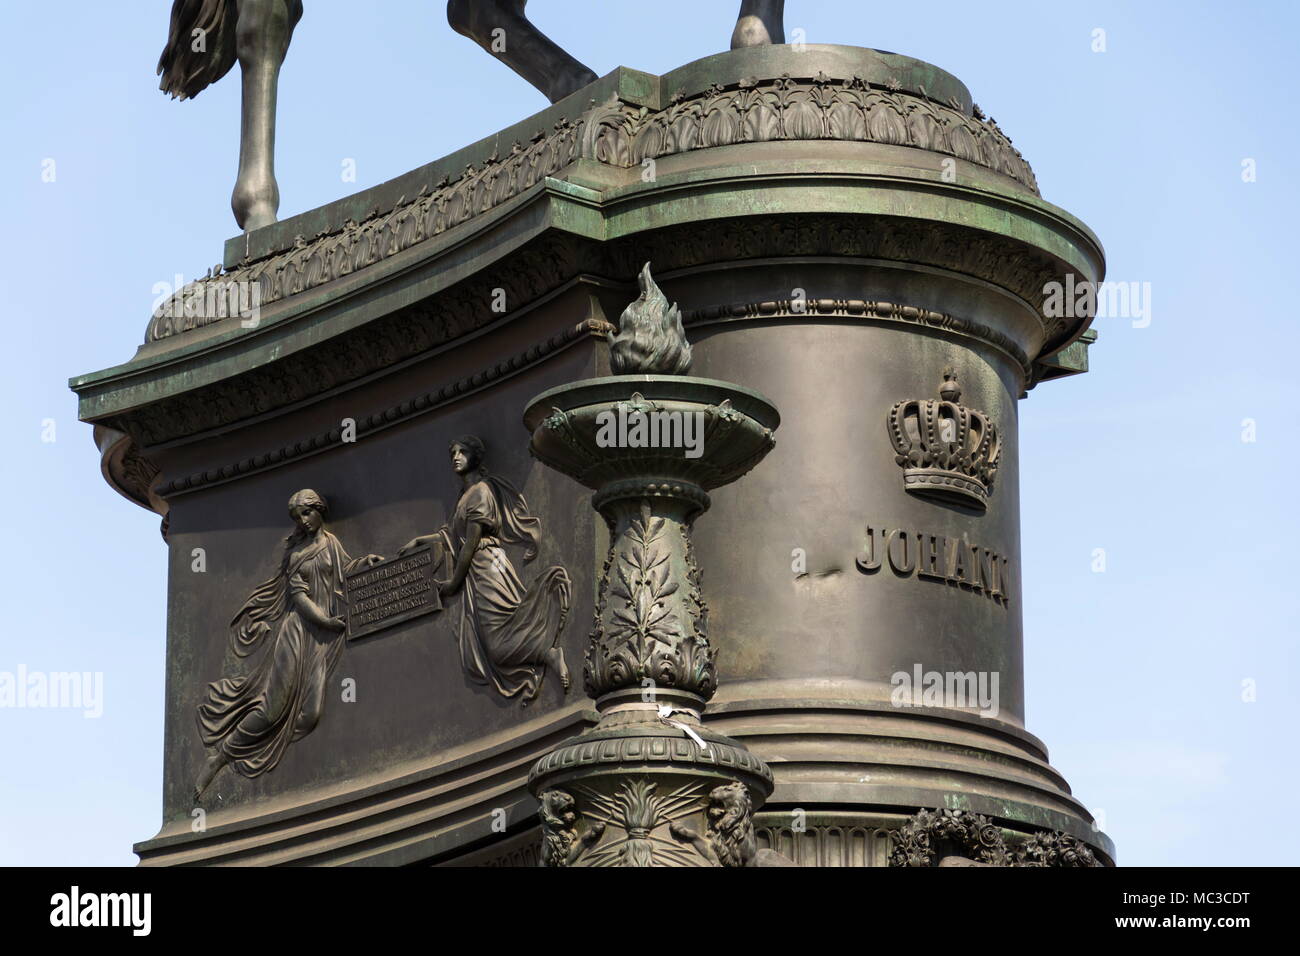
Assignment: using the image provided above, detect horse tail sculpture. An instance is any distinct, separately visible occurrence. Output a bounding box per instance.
[157,0,239,100]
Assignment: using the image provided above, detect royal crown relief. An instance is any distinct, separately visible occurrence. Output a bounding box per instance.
[858,370,1011,606]
[889,369,1000,510]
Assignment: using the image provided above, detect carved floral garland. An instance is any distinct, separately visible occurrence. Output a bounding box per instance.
[889,808,1102,867]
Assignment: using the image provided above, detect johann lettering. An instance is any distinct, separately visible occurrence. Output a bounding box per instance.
[857,525,1012,606]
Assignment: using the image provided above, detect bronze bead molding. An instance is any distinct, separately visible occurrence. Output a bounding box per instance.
[146,72,1037,343]
[683,296,1034,379]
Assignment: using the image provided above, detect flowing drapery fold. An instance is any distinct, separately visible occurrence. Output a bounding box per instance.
[198,532,359,776]
[442,477,570,701]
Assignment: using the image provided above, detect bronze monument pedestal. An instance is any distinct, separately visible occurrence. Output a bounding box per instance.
[73,42,1112,866]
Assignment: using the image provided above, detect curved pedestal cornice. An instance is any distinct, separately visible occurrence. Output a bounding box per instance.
[73,45,1100,467]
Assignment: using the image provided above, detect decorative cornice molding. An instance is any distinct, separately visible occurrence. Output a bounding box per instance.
[156,317,611,499]
[114,211,1069,455]
[608,215,1069,347]
[123,234,585,448]
[584,73,1037,192]
[146,117,588,343]
[115,285,1037,515]
[145,72,1038,345]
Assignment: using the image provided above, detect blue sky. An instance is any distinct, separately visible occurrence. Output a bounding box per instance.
[2,0,1296,865]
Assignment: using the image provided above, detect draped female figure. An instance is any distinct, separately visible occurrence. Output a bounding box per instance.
[401,436,571,705]
[194,489,380,798]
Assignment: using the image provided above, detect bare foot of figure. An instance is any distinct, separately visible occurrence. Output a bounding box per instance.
[193,751,227,802]
[546,646,571,693]
[229,0,300,231]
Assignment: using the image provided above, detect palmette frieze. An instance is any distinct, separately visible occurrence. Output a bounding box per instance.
[583,73,1036,191]
[146,72,1038,344]
[685,296,1035,377]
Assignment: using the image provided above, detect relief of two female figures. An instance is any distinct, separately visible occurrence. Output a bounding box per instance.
[193,436,570,799]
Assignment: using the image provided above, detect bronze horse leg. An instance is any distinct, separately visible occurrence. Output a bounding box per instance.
[159,0,788,230]
[158,0,300,232]
[231,0,301,231]
[446,0,597,104]
[449,1,786,104]
[732,0,786,48]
